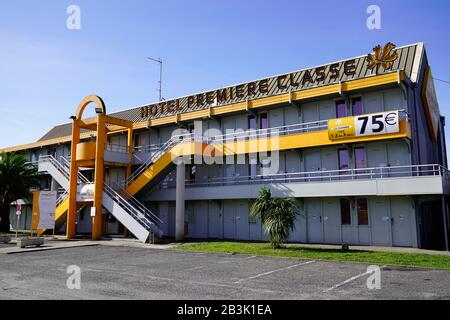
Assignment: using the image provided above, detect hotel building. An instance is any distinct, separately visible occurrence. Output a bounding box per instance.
[2,42,449,250]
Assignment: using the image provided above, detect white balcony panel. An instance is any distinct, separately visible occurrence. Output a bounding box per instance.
[145,176,447,202]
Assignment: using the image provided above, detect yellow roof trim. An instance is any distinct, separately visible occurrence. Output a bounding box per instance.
[0,72,404,153]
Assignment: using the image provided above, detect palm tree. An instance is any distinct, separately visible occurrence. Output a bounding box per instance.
[250,187,299,249]
[0,153,38,233]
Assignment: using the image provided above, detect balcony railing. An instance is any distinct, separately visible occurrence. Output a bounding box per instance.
[159,164,448,189]
[133,109,410,155]
[105,143,130,154]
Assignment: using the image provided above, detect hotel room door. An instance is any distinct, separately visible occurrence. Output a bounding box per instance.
[306,199,323,243]
[322,199,341,244]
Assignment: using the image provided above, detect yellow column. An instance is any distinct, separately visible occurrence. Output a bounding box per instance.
[92,114,106,240]
[67,120,80,239]
[127,128,133,179]
[123,128,133,237]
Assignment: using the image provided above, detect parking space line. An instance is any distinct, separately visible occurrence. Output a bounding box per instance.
[183,265,207,272]
[234,260,315,284]
[183,254,257,271]
[323,265,386,293]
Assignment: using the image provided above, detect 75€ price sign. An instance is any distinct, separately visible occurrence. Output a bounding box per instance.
[328,110,400,141]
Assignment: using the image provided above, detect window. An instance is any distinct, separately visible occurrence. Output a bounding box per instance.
[187,165,196,181]
[352,97,363,116]
[259,113,268,130]
[354,147,367,169]
[357,199,369,225]
[248,115,257,130]
[134,135,140,148]
[340,199,351,225]
[338,149,350,171]
[336,100,347,118]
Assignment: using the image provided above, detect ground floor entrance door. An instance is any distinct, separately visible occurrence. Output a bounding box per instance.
[306,199,322,243]
[370,198,391,246]
[322,199,341,244]
[208,201,222,239]
[391,198,413,247]
[223,201,236,239]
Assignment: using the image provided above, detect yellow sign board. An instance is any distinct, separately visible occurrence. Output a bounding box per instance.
[31,191,57,231]
[328,110,400,141]
[328,117,356,140]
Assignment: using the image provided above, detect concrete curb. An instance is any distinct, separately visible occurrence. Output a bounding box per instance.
[3,242,99,255]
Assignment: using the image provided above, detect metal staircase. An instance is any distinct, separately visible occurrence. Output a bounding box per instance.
[37,155,163,242]
[124,133,203,196]
[126,133,189,185]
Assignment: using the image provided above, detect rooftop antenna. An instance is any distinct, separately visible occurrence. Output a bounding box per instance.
[147,57,164,101]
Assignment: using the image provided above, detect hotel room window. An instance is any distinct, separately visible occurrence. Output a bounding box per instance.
[133,135,140,149]
[338,149,350,171]
[336,100,347,118]
[248,115,257,139]
[354,147,367,169]
[352,97,363,116]
[259,113,268,130]
[357,199,369,225]
[340,199,351,225]
[248,115,257,130]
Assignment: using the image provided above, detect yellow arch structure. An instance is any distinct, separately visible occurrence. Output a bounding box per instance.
[67,96,108,240]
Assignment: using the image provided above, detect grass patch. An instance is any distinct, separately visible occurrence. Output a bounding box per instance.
[174,242,450,269]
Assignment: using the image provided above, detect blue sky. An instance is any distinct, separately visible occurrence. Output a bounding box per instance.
[0,0,449,148]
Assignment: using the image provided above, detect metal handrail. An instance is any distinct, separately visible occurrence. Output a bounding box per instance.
[39,155,70,180]
[38,152,163,239]
[126,133,195,184]
[134,143,166,154]
[105,143,130,154]
[57,191,68,206]
[128,109,410,184]
[158,164,447,188]
[209,121,328,143]
[59,156,91,184]
[131,109,409,156]
[103,184,161,237]
[113,184,163,225]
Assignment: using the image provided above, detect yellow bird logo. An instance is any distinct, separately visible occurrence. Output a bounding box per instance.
[367,42,399,72]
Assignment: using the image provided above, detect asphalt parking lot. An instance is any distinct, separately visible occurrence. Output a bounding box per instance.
[0,245,449,300]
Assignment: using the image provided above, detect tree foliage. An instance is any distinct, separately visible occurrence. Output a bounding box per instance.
[250,187,299,249]
[0,153,38,232]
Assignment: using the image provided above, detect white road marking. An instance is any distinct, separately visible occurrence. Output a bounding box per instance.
[184,255,256,271]
[84,266,299,297]
[184,265,207,272]
[234,260,315,284]
[323,265,386,293]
